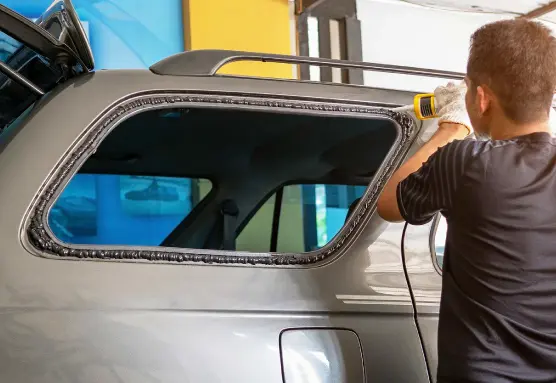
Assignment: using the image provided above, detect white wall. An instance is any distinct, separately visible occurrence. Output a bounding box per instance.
[356,0,556,93]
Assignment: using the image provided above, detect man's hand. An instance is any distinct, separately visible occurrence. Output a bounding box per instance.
[435,81,473,136]
[377,82,472,223]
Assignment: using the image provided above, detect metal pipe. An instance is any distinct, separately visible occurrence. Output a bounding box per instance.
[519,1,556,19]
[0,60,44,96]
[151,49,466,81]
[218,55,465,80]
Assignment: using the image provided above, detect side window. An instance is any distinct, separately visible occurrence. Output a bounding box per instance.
[41,104,400,258]
[433,215,447,270]
[236,184,366,253]
[50,175,212,246]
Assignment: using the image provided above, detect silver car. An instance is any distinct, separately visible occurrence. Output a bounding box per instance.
[0,1,461,382]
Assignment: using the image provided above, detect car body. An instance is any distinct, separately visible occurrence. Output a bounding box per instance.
[0,1,459,382]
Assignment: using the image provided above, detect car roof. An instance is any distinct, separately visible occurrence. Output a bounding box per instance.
[147,49,464,107]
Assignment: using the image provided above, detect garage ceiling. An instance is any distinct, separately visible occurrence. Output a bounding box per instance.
[399,0,556,23]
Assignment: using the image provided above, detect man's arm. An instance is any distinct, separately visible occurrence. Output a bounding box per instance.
[377,81,473,223]
[377,123,468,222]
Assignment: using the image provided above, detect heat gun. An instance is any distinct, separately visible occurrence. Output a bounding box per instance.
[396,93,438,120]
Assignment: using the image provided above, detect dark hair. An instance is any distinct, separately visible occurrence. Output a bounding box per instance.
[467,19,556,123]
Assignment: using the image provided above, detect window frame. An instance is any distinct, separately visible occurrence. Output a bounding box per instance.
[23,90,417,267]
[429,213,444,276]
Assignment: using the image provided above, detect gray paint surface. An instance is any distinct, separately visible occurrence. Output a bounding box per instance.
[0,69,442,382]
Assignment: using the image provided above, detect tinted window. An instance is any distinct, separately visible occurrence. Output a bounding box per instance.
[0,31,21,61]
[433,215,447,270]
[237,184,365,253]
[50,174,212,246]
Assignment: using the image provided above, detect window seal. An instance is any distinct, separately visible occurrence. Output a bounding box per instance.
[22,90,417,267]
[429,213,443,276]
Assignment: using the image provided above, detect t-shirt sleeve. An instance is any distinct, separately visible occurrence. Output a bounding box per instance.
[396,139,476,225]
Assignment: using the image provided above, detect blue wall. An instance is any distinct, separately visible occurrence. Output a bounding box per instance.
[1,0,184,68]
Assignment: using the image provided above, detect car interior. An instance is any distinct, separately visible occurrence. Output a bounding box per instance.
[50,106,399,254]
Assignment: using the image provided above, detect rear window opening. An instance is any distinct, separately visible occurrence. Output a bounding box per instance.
[47,106,398,254]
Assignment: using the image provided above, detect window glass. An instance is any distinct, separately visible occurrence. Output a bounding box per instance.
[433,216,447,270]
[49,174,212,246]
[236,184,366,253]
[0,31,21,62]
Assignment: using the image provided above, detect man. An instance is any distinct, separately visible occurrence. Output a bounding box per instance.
[377,19,556,383]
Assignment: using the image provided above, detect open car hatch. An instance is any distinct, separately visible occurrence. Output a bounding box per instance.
[0,0,93,131]
[0,0,93,74]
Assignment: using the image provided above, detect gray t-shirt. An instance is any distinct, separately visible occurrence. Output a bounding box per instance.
[397,132,556,382]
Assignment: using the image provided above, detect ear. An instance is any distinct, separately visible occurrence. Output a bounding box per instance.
[476,85,491,115]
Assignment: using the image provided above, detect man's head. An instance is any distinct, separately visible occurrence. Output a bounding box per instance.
[465,19,556,137]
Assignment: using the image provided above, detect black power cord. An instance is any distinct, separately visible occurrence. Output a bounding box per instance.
[401,221,434,383]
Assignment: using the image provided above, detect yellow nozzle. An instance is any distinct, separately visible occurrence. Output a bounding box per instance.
[414,93,437,120]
